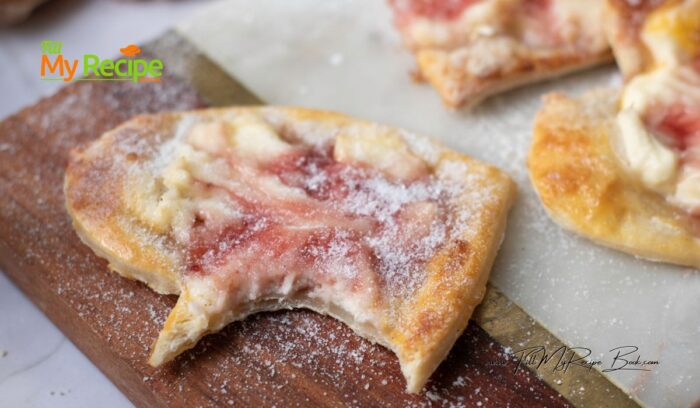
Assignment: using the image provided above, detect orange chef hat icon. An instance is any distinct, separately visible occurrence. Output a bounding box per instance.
[120,44,141,57]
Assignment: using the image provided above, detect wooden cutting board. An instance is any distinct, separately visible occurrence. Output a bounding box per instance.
[0,31,634,407]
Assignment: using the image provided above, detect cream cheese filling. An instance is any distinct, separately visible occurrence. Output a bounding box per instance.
[614,1,700,213]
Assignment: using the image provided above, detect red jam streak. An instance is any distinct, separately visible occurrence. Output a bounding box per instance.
[389,0,480,24]
[184,144,447,295]
[266,146,355,202]
[522,0,550,16]
[648,103,700,157]
[648,102,700,218]
[389,0,551,22]
[390,0,559,49]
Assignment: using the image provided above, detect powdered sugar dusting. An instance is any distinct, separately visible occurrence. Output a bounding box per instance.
[329,167,445,292]
[1,49,565,406]
[262,134,502,297]
[145,112,510,302]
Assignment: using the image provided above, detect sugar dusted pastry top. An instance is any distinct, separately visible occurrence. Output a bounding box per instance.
[391,0,608,51]
[526,1,700,271]
[529,89,700,270]
[388,0,611,107]
[64,107,515,393]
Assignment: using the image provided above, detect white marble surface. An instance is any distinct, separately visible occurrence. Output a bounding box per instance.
[0,273,129,407]
[0,1,212,407]
[176,1,700,407]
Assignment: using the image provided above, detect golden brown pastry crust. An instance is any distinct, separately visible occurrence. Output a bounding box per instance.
[65,107,516,393]
[390,0,613,108]
[416,49,612,108]
[65,114,183,295]
[528,90,700,269]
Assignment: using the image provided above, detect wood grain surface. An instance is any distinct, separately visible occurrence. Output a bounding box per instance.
[0,43,574,407]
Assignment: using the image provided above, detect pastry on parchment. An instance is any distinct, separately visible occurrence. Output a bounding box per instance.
[388,0,612,108]
[64,107,515,393]
[528,0,700,268]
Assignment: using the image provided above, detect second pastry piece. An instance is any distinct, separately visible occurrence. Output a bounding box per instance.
[528,0,700,268]
[388,0,612,108]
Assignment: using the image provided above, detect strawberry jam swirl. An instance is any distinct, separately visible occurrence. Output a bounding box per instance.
[389,0,481,24]
[646,97,700,215]
[615,0,700,215]
[182,139,454,298]
[649,103,700,158]
[388,0,563,51]
[389,0,551,23]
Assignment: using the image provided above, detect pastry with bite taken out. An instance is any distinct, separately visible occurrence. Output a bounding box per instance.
[64,107,515,393]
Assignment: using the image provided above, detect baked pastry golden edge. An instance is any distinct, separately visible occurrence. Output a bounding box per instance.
[528,90,700,269]
[418,50,613,109]
[64,112,183,296]
[64,106,516,393]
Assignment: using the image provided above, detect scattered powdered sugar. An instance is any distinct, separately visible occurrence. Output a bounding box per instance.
[308,229,360,281]
[163,114,505,299]
[337,175,437,220]
[399,129,443,166]
[146,308,563,407]
[7,78,523,405]
[288,144,496,296]
[0,143,15,153]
